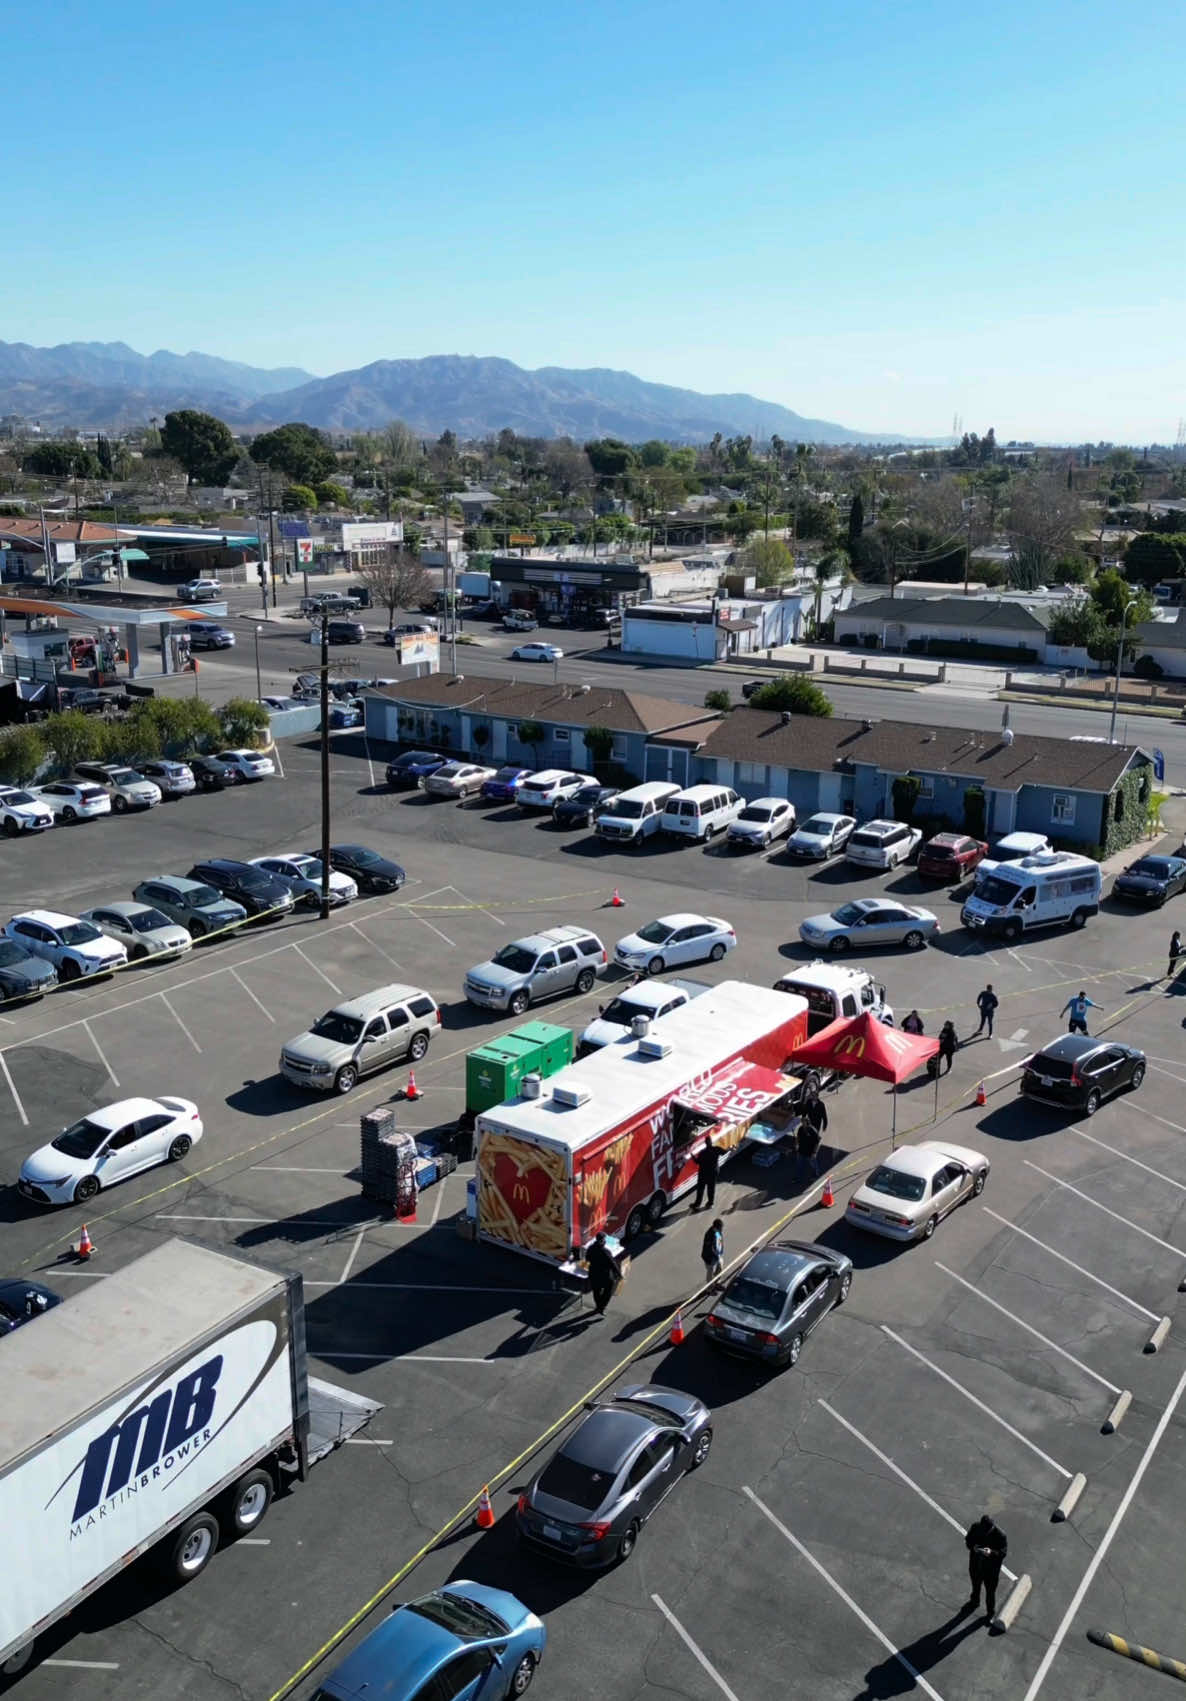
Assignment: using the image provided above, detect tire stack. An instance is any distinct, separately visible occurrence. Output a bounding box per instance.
[360,1108,418,1212]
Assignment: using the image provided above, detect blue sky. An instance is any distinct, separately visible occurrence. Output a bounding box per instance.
[5,0,1183,441]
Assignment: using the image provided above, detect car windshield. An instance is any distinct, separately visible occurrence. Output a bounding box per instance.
[187,885,222,907]
[598,996,652,1027]
[0,941,30,967]
[58,922,102,946]
[52,1118,111,1159]
[1128,858,1172,877]
[976,875,1020,906]
[109,769,141,785]
[613,799,645,818]
[867,1166,927,1202]
[537,1453,611,1510]
[294,858,323,879]
[311,1012,364,1044]
[572,785,603,804]
[492,945,537,973]
[339,846,379,866]
[738,805,773,822]
[3,791,35,805]
[725,1277,784,1318]
[636,921,675,945]
[404,1591,507,1640]
[493,767,523,781]
[400,751,437,765]
[831,903,870,926]
[800,816,832,835]
[129,909,170,932]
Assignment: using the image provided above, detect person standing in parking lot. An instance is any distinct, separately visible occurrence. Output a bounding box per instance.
[586,1233,621,1317]
[1169,930,1182,980]
[973,984,999,1038]
[938,1019,958,1074]
[964,1514,1008,1619]
[1061,990,1100,1036]
[693,1137,720,1210]
[701,1218,725,1284]
[800,1089,828,1170]
[901,1009,924,1035]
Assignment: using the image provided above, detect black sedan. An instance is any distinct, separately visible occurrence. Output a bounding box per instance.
[189,755,234,791]
[705,1240,852,1368]
[516,1385,711,1567]
[187,859,295,920]
[553,783,620,829]
[386,750,448,789]
[0,1278,60,1335]
[1020,1034,1145,1116]
[310,844,406,894]
[1112,854,1186,906]
[0,937,58,1003]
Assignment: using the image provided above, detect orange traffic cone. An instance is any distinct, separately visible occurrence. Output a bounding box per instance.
[609,887,625,907]
[475,1485,495,1529]
[77,1223,94,1260]
[406,1071,422,1101]
[975,1080,987,1107]
[821,1175,835,1208]
[670,1308,686,1345]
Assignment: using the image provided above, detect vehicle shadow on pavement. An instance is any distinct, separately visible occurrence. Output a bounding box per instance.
[444,1509,598,1613]
[813,1218,907,1272]
[637,1329,770,1411]
[855,1605,985,1697]
[226,1077,311,1117]
[974,1103,1074,1142]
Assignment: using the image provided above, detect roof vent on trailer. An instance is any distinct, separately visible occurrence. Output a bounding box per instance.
[521,1073,543,1099]
[552,1083,592,1109]
[631,1015,652,1039]
[638,1036,673,1059]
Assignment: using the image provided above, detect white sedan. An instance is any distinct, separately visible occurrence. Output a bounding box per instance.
[18,1095,204,1207]
[727,797,796,851]
[845,1142,989,1243]
[510,641,563,662]
[614,913,737,976]
[82,901,193,961]
[218,749,276,781]
[31,781,112,823]
[250,853,357,907]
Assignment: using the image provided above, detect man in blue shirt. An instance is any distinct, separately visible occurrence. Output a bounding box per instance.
[1060,990,1101,1036]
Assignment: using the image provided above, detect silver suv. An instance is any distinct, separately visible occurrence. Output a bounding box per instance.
[280,982,441,1094]
[464,925,607,1016]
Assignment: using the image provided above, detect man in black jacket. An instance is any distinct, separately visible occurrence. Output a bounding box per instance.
[585,1233,621,1317]
[693,1137,720,1210]
[964,1514,1008,1618]
[799,1090,828,1174]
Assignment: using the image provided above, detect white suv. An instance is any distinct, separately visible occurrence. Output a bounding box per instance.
[845,819,923,870]
[0,788,54,836]
[516,770,594,809]
[5,910,127,981]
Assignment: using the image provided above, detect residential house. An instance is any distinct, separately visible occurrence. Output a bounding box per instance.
[0,518,133,583]
[1133,608,1186,678]
[835,595,1050,659]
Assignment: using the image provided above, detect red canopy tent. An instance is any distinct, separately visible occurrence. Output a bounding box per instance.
[790,1012,939,1145]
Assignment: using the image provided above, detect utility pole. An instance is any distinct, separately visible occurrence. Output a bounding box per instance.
[268,505,279,608]
[319,607,332,918]
[443,489,456,675]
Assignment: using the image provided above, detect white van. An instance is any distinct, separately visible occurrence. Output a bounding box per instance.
[660,784,744,842]
[962,851,1101,941]
[595,781,681,846]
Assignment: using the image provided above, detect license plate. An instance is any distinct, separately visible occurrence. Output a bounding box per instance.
[1039,1077,1053,1088]
[726,1327,749,1343]
[542,1523,563,1542]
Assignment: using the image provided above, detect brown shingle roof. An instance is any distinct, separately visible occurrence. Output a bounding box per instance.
[671,710,1142,794]
[366,673,721,738]
[0,519,125,545]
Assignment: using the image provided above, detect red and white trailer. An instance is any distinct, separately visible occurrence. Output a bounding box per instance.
[474,980,809,1267]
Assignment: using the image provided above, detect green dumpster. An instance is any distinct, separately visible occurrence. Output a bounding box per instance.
[465,1021,574,1117]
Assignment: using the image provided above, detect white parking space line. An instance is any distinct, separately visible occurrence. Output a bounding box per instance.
[818,1401,1017,1582]
[1025,1162,1186,1256]
[448,884,505,925]
[934,1262,1121,1395]
[82,1017,119,1087]
[231,968,274,1022]
[339,1229,366,1285]
[160,992,202,1054]
[1006,947,1031,972]
[293,944,341,996]
[1022,1363,1186,1701]
[1071,1125,1186,1191]
[651,1594,744,1701]
[159,1213,386,1227]
[0,1050,29,1124]
[982,1208,1159,1322]
[742,1489,948,1701]
[345,1437,393,1445]
[416,915,456,949]
[1128,1104,1186,1137]
[429,1175,448,1227]
[881,1327,1071,1478]
[43,1660,121,1670]
[238,1537,270,1545]
[254,1166,350,1173]
[349,921,402,971]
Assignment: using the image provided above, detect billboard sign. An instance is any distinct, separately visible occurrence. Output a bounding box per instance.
[399,633,440,670]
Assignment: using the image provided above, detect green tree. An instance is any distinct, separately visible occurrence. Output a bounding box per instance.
[315,481,350,508]
[1124,532,1186,589]
[583,725,614,769]
[742,537,795,586]
[25,442,99,478]
[102,715,160,764]
[638,440,669,467]
[0,724,46,785]
[249,423,336,485]
[847,492,864,546]
[41,709,104,774]
[747,675,833,717]
[583,438,636,478]
[516,720,546,766]
[283,483,318,511]
[159,410,239,486]
[171,696,222,751]
[219,697,272,747]
[703,689,732,711]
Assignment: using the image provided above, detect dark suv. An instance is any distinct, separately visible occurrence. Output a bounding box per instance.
[187,859,296,919]
[1019,1034,1146,1116]
[326,619,366,644]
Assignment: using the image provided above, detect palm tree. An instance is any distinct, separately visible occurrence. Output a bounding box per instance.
[811,549,848,634]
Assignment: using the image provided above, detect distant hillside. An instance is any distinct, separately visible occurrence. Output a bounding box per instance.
[0,340,909,444]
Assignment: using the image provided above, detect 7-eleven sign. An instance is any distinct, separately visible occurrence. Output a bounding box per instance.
[296,538,314,565]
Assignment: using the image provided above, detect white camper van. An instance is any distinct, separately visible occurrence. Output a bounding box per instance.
[962,851,1101,941]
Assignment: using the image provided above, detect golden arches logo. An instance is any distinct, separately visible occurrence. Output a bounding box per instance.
[835,1034,866,1059]
[512,1181,534,1206]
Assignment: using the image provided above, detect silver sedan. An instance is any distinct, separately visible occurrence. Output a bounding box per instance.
[81,901,193,962]
[799,898,940,953]
[845,1141,989,1242]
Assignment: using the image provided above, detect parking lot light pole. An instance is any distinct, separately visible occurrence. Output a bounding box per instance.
[1108,596,1140,745]
[254,626,263,704]
[320,610,332,919]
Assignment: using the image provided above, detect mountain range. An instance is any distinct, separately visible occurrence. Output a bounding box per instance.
[0,340,905,445]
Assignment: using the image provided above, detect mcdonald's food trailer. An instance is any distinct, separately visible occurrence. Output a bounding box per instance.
[474,980,809,1268]
[0,1240,377,1679]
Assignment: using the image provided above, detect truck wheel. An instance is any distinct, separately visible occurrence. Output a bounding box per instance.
[221,1468,273,1537]
[509,990,530,1016]
[1,1642,33,1676]
[624,1205,646,1241]
[576,968,595,994]
[409,1031,429,1061]
[335,1064,358,1094]
[645,1191,666,1227]
[161,1511,219,1583]
[1002,919,1022,943]
[1070,908,1089,930]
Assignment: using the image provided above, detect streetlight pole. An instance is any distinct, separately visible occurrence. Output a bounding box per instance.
[254,625,263,703]
[319,608,332,919]
[1108,597,1140,745]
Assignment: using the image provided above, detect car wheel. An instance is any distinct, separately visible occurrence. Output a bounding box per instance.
[1084,1088,1101,1117]
[785,1333,803,1367]
[1070,908,1089,930]
[2,817,18,837]
[576,967,595,994]
[1002,919,1022,943]
[921,1214,938,1240]
[1130,1062,1145,1089]
[617,1520,640,1563]
[709,942,727,962]
[972,1169,987,1196]
[168,1135,192,1162]
[903,930,925,951]
[508,1653,537,1696]
[74,1174,100,1203]
[646,956,665,976]
[408,1031,429,1061]
[690,1427,713,1469]
[624,1205,647,1242]
[221,1467,273,1537]
[829,935,850,954]
[509,990,530,1016]
[113,795,127,813]
[60,959,81,981]
[836,1271,852,1304]
[190,918,207,938]
[131,944,149,961]
[159,1511,219,1584]
[62,805,77,822]
[335,1064,359,1095]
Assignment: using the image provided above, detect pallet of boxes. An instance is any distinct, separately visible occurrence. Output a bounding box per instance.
[359,1107,458,1219]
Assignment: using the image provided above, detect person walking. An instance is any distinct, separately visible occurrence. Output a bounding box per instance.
[701,1218,725,1284]
[800,1089,828,1172]
[1169,930,1182,981]
[973,984,999,1039]
[585,1232,621,1318]
[964,1514,1008,1619]
[901,1009,924,1035]
[798,1115,823,1178]
[1061,990,1101,1036]
[938,1019,958,1074]
[693,1137,720,1210]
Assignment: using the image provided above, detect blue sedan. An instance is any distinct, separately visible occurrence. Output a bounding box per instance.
[314,1581,545,1700]
[481,765,531,802]
[386,750,448,789]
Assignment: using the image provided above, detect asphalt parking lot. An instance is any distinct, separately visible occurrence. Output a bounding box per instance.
[3,741,1186,1701]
